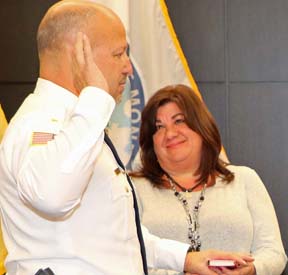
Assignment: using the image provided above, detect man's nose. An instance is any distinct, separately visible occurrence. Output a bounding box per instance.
[123,54,133,76]
[127,58,133,75]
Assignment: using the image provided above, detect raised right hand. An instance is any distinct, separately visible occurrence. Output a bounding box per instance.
[71,32,109,94]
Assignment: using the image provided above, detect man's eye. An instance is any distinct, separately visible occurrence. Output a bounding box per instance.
[114,52,123,58]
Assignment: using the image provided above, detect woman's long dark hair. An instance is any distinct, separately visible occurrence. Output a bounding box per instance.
[132,84,234,187]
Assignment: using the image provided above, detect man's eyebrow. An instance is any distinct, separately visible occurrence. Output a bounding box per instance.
[112,45,128,53]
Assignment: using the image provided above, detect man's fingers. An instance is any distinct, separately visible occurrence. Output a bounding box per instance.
[71,31,109,93]
[82,33,93,65]
[71,32,86,94]
[75,32,85,66]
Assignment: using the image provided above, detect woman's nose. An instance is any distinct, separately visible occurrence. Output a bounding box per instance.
[165,125,178,139]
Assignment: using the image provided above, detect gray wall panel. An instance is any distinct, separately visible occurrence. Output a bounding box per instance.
[198,83,228,148]
[228,0,288,81]
[166,0,225,82]
[229,83,288,253]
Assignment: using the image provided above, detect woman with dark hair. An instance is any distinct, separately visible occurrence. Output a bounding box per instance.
[132,84,287,275]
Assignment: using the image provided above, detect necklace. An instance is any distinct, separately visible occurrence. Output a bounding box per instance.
[168,177,207,251]
[165,173,203,192]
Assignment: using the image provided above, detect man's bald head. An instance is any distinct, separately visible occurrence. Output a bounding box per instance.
[37,0,121,58]
[37,0,131,98]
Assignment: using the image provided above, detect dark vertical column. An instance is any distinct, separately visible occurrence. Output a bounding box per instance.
[0,0,58,121]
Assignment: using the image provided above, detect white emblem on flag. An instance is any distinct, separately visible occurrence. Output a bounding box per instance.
[107,46,145,170]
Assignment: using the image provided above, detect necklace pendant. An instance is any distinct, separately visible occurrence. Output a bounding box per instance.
[192,221,196,231]
[168,176,207,253]
[196,240,201,250]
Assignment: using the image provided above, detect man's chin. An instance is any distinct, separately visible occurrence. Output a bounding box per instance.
[115,93,123,104]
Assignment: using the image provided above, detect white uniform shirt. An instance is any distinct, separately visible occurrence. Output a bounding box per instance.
[0,79,188,275]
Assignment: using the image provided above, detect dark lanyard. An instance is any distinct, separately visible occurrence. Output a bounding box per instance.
[104,133,148,275]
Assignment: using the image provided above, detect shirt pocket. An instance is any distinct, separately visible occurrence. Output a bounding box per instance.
[110,173,138,241]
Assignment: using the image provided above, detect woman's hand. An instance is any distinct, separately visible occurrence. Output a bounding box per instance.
[218,262,256,275]
[184,249,254,275]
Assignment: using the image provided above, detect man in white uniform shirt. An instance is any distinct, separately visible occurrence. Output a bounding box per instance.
[0,1,253,274]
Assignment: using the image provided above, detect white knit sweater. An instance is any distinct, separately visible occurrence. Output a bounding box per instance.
[133,165,287,275]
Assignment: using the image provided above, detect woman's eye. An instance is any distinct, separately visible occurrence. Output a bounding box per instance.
[175,118,185,124]
[155,124,164,131]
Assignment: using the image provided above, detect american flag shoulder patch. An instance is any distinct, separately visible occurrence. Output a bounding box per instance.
[31,132,55,146]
